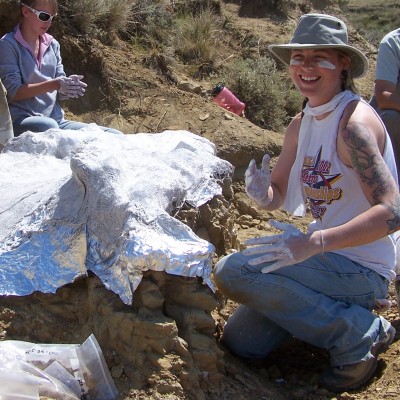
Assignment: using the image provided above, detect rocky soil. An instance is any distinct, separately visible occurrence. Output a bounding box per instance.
[0,1,399,399]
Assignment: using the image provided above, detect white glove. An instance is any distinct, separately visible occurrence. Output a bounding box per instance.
[68,75,87,98]
[242,220,319,273]
[57,75,87,98]
[245,154,271,207]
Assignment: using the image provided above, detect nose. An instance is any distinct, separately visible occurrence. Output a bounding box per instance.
[302,59,315,70]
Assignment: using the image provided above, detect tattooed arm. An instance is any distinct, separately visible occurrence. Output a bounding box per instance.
[322,101,400,251]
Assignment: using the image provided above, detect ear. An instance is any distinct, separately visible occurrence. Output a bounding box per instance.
[339,53,351,70]
[21,5,30,18]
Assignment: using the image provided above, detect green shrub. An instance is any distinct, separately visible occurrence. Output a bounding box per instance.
[127,0,175,47]
[273,0,297,16]
[220,57,302,132]
[342,1,400,47]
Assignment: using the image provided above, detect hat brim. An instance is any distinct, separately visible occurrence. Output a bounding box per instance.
[268,43,368,79]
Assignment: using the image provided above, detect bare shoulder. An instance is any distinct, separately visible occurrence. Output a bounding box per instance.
[285,112,302,139]
[342,100,384,135]
[288,112,302,127]
[338,99,386,155]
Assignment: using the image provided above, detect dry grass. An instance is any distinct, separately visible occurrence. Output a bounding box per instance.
[174,8,220,64]
[345,0,400,46]
[63,0,138,35]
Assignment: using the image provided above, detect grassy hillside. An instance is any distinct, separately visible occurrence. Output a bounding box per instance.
[346,0,399,46]
[0,0,398,133]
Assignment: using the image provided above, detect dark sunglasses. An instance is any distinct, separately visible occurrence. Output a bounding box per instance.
[21,3,57,22]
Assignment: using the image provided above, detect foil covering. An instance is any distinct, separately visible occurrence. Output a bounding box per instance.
[0,126,234,304]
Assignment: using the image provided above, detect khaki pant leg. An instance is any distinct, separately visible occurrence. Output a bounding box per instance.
[0,79,14,147]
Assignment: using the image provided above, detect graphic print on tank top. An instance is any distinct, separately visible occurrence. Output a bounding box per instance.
[302,146,343,220]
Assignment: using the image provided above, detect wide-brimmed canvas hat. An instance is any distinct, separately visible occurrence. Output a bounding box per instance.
[268,13,368,79]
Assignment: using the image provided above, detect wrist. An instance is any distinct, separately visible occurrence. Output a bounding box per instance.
[54,78,62,91]
[309,230,325,256]
[319,230,325,257]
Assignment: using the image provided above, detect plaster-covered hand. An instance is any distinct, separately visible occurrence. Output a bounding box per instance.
[57,75,87,98]
[242,220,320,273]
[245,154,271,207]
[66,74,87,98]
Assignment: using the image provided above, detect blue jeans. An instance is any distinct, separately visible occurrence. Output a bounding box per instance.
[13,116,123,136]
[214,251,391,366]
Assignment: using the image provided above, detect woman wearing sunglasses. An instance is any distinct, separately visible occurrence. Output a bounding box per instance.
[0,0,123,137]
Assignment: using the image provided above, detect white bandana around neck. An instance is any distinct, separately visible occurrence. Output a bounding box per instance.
[303,91,347,117]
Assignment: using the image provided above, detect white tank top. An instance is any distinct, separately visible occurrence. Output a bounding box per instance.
[284,90,398,280]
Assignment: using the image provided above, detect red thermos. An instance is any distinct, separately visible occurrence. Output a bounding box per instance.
[212,83,245,116]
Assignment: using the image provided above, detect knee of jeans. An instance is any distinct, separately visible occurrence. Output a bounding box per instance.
[221,310,287,359]
[221,312,256,358]
[221,324,249,358]
[213,255,231,290]
[213,253,244,294]
[17,118,58,134]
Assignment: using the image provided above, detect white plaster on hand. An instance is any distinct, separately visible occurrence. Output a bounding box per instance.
[244,154,271,206]
[243,220,307,273]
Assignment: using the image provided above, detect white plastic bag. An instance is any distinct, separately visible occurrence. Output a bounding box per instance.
[0,334,118,400]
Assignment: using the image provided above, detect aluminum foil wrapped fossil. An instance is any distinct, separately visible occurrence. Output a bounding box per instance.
[0,125,234,304]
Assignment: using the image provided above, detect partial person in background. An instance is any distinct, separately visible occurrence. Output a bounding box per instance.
[214,14,400,393]
[0,0,123,137]
[0,79,14,150]
[370,28,400,182]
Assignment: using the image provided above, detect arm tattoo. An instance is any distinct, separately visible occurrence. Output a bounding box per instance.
[343,122,400,234]
[387,198,400,233]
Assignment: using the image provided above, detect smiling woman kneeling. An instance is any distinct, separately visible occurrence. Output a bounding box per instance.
[214,13,400,393]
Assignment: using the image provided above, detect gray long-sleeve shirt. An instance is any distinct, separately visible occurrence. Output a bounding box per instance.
[375,28,400,91]
[0,25,65,123]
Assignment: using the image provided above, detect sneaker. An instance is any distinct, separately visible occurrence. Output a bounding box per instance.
[318,325,396,393]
